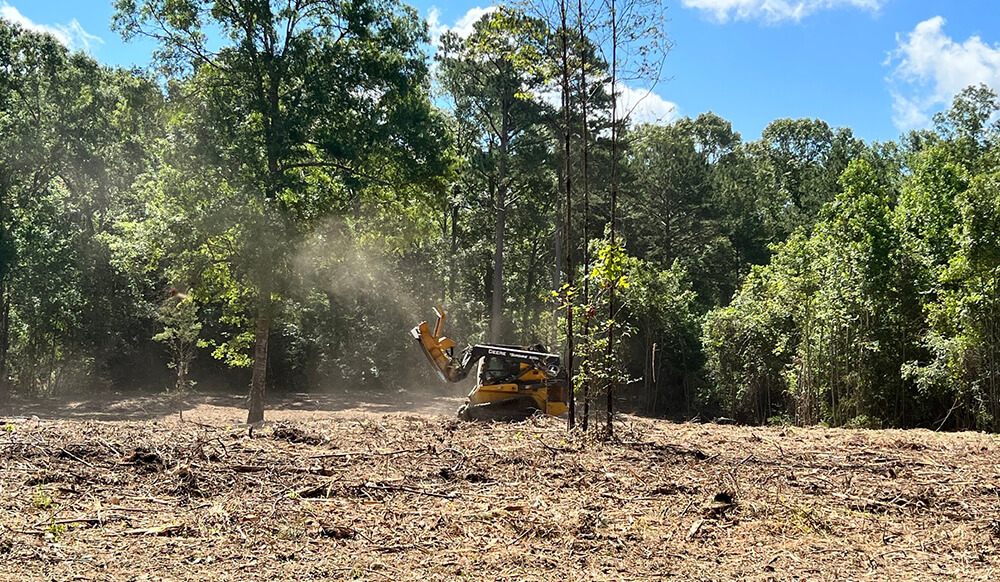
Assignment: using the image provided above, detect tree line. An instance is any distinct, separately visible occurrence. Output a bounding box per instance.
[2,1,999,431]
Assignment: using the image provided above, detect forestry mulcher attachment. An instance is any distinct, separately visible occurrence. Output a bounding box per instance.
[411,305,568,421]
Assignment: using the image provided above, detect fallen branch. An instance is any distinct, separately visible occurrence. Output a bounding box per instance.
[99,439,121,457]
[230,464,337,476]
[127,496,173,506]
[58,447,95,468]
[32,516,103,528]
[118,523,189,536]
[230,465,267,473]
[363,483,454,499]
[537,439,578,455]
[830,491,901,510]
[309,448,428,459]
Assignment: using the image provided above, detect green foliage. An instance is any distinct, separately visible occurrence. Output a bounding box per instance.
[911,168,1000,430]
[623,115,745,307]
[114,0,449,407]
[590,239,630,292]
[704,152,921,426]
[705,86,1000,431]
[702,234,810,422]
[44,523,67,539]
[32,489,53,510]
[570,237,702,418]
[577,239,633,394]
[5,0,1000,436]
[622,261,702,414]
[436,6,559,342]
[0,20,165,396]
[154,295,201,392]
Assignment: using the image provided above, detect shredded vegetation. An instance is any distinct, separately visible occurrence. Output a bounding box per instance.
[2,401,999,580]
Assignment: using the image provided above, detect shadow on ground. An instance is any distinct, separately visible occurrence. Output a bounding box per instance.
[1,387,467,423]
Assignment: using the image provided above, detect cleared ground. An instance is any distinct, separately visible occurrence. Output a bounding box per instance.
[1,393,998,581]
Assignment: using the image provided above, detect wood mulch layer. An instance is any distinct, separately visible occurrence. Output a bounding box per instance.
[1,410,999,581]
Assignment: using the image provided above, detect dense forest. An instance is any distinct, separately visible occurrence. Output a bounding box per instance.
[3,0,1000,432]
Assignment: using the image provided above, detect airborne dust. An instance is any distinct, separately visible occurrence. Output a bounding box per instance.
[289,216,471,417]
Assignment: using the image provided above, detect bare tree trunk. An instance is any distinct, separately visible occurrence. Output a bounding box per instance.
[246,283,272,424]
[449,199,459,302]
[177,350,186,392]
[606,0,619,439]
[0,279,9,401]
[490,199,506,343]
[522,238,540,343]
[0,182,10,401]
[553,198,563,348]
[644,324,652,411]
[561,0,575,429]
[577,0,593,432]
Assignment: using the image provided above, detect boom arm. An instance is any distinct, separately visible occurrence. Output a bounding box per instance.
[411,306,563,383]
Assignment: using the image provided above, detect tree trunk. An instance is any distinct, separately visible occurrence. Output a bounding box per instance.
[553,196,563,348]
[0,178,10,401]
[490,200,506,343]
[246,283,272,424]
[561,0,575,429]
[578,0,592,432]
[490,124,511,343]
[606,0,619,439]
[522,238,539,343]
[0,280,8,401]
[176,344,186,393]
[449,200,459,302]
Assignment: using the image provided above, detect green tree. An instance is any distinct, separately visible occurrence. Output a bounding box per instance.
[623,115,742,307]
[623,262,701,415]
[903,85,1000,430]
[0,21,163,396]
[702,233,813,423]
[154,294,201,393]
[931,83,999,165]
[915,171,1000,430]
[751,118,862,238]
[437,7,553,343]
[115,0,448,422]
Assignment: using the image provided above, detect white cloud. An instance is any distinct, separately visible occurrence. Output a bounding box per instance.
[531,82,678,126]
[0,2,102,52]
[681,0,883,24]
[618,84,680,125]
[424,5,678,126]
[887,16,1000,131]
[889,92,929,131]
[427,6,498,46]
[533,86,562,109]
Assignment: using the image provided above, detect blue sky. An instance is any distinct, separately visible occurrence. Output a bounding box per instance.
[4,0,1000,144]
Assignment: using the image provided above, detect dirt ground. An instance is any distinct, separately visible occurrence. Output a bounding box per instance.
[2,392,999,581]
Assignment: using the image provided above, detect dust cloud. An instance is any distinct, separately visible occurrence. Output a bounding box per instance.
[290,217,473,414]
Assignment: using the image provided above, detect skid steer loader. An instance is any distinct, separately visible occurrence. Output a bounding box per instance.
[411,305,568,421]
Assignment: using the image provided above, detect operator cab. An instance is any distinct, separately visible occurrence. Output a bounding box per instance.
[478,354,521,385]
[476,343,553,386]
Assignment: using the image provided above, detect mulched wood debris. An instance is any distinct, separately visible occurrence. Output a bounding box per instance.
[2,411,999,581]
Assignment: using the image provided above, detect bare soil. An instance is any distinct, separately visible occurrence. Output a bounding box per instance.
[1,393,999,581]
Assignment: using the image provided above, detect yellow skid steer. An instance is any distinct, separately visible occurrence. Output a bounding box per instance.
[411,305,568,421]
